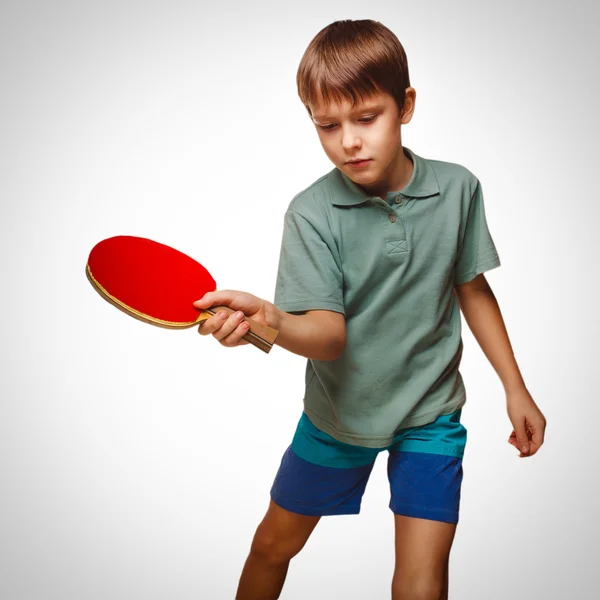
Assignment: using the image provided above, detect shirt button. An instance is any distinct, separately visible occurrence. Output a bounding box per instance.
[389,213,397,223]
[395,196,403,205]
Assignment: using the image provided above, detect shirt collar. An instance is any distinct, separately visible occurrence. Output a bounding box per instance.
[328,146,440,207]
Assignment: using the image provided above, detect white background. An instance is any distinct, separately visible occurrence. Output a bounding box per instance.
[1,0,598,598]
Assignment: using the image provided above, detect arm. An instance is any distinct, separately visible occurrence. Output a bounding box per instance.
[454,273,525,393]
[266,304,346,361]
[193,290,346,362]
[454,273,546,457]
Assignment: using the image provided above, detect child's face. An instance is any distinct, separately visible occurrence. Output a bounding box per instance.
[308,89,415,196]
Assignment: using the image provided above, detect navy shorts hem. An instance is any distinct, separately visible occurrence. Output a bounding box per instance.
[270,491,361,516]
[389,501,459,525]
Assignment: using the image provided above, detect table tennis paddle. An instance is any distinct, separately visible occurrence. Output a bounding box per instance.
[86,235,279,354]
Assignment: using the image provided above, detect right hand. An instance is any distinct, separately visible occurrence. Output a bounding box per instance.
[192,289,270,348]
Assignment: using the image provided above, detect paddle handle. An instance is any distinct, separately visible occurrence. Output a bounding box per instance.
[195,306,279,354]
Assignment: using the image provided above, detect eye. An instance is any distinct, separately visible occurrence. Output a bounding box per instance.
[318,115,377,131]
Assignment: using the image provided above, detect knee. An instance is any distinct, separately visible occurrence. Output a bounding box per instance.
[249,523,304,565]
[391,576,445,600]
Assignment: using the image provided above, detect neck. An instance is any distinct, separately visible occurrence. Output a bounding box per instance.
[361,146,413,200]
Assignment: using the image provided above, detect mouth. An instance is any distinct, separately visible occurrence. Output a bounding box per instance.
[346,158,372,168]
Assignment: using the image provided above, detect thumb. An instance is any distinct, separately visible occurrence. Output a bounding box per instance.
[192,289,233,309]
[515,422,530,454]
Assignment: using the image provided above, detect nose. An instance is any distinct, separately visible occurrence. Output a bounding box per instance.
[341,126,361,151]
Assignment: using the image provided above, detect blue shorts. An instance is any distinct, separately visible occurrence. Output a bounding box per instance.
[270,409,467,524]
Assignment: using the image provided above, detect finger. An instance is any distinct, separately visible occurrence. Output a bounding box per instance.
[527,426,544,457]
[193,289,238,310]
[514,421,530,455]
[509,440,525,455]
[508,432,537,457]
[213,310,247,342]
[197,310,228,336]
[220,318,251,347]
[531,419,545,449]
[508,431,518,448]
[525,444,540,457]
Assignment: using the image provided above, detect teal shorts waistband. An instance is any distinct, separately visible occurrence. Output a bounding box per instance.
[291,409,467,469]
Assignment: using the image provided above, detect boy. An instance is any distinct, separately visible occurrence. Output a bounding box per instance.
[193,19,546,600]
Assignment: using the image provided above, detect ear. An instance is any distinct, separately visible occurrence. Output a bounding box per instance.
[400,87,416,124]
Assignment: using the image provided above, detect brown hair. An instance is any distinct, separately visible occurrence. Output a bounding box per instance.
[296,19,411,118]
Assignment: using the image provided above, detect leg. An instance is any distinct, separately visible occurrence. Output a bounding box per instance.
[236,412,378,599]
[391,514,456,600]
[235,498,320,600]
[387,410,467,600]
[441,559,449,600]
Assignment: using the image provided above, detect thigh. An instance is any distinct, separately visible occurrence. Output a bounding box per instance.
[387,450,464,524]
[392,513,456,599]
[270,412,378,516]
[387,408,466,524]
[390,408,464,596]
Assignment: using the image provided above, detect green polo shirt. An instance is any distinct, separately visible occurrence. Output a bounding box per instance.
[273,146,501,448]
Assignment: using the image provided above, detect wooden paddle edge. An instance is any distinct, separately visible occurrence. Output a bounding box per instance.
[85,263,211,330]
[86,263,277,354]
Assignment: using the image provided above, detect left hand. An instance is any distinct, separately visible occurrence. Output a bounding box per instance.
[506,386,546,458]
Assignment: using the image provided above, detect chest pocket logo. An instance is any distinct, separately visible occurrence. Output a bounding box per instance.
[386,240,409,255]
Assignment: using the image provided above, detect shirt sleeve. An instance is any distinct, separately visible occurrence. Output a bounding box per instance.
[273,209,345,315]
[454,179,501,285]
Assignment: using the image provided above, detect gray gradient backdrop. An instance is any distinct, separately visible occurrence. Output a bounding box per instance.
[1,1,598,598]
